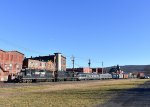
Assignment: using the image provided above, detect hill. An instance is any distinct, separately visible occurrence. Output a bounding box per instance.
[105,65,150,75]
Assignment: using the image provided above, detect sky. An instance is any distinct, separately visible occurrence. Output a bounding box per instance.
[0,0,150,68]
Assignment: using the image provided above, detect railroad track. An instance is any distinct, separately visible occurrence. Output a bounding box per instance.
[0,79,114,88]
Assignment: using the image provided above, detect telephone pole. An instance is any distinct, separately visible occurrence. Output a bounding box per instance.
[88,59,91,68]
[102,61,104,74]
[72,56,75,72]
[88,59,91,73]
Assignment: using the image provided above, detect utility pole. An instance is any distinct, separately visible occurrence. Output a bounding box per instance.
[72,56,75,72]
[102,61,104,74]
[88,59,91,68]
[88,59,91,73]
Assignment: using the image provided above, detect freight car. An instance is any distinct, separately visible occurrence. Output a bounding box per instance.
[87,73,100,80]
[137,73,145,79]
[99,74,112,79]
[123,74,129,79]
[76,73,88,80]
[112,74,119,79]
[119,74,124,79]
[76,73,112,81]
[76,73,99,81]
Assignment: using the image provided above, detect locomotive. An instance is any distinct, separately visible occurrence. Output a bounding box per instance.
[14,69,54,83]
[12,69,78,83]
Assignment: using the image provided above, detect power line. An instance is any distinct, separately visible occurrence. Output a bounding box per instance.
[0,38,104,68]
[0,37,43,55]
[66,54,104,68]
[74,63,84,68]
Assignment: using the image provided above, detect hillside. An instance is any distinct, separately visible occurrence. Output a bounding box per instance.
[105,65,150,75]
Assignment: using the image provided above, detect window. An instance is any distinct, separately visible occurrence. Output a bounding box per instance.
[16,64,20,70]
[9,64,12,70]
[1,53,3,60]
[0,53,1,60]
[5,54,9,60]
[11,55,13,61]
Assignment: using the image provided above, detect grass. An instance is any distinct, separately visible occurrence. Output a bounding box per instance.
[0,79,149,107]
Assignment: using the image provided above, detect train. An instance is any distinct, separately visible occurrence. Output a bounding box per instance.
[137,72,145,79]
[76,73,112,80]
[9,69,131,83]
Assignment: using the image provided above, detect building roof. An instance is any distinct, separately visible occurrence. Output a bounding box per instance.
[0,49,24,55]
[26,53,66,62]
[24,58,47,62]
[27,55,55,62]
[61,55,66,59]
[0,49,6,52]
[8,51,24,55]
[54,53,66,59]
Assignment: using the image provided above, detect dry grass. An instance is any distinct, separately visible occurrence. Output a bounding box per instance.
[0,79,148,107]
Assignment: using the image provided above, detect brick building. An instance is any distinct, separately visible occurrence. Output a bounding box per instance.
[92,68,104,74]
[67,67,92,73]
[23,53,66,71]
[23,59,55,71]
[67,67,106,74]
[0,50,24,81]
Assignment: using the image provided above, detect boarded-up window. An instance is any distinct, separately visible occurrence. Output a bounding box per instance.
[1,53,3,60]
[10,64,12,70]
[13,64,16,70]
[5,54,9,60]
[0,53,1,60]
[11,55,13,61]
[14,55,16,61]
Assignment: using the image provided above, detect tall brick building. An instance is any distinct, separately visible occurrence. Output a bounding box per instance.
[0,50,24,81]
[23,59,55,71]
[23,53,66,71]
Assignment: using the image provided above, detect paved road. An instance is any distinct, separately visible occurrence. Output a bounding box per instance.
[95,80,150,107]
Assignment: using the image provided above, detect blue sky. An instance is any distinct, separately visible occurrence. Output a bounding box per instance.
[0,0,150,67]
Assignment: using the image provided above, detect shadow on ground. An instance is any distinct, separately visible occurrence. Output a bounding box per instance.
[95,80,150,107]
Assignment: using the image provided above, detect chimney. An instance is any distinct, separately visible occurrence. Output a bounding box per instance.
[54,53,62,71]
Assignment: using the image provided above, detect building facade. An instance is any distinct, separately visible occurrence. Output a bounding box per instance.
[23,53,66,71]
[67,67,93,73]
[92,68,104,74]
[23,59,55,71]
[0,50,24,81]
